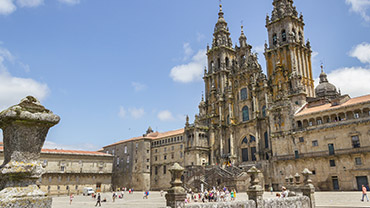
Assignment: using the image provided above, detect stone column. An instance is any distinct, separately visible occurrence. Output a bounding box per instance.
[165,163,186,208]
[247,166,264,208]
[210,130,215,165]
[301,168,315,208]
[0,96,60,208]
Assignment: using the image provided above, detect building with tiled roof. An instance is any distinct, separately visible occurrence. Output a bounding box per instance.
[102,128,184,191]
[0,145,113,195]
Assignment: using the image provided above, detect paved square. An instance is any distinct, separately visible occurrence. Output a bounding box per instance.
[52,191,370,208]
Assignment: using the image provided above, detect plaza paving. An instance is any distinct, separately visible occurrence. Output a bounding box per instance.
[52,191,370,208]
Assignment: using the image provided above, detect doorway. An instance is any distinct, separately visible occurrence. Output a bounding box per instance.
[356,176,368,191]
[96,182,101,192]
[332,176,339,190]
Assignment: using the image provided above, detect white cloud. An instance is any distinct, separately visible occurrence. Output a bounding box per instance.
[19,62,30,72]
[131,81,146,92]
[346,0,370,22]
[58,0,80,5]
[16,0,43,7]
[0,0,16,15]
[43,141,99,151]
[349,42,370,64]
[312,51,319,60]
[196,33,206,42]
[129,107,145,119]
[183,42,193,61]
[254,45,264,55]
[118,106,126,119]
[0,47,15,63]
[170,49,207,83]
[157,110,175,121]
[318,66,370,97]
[0,46,49,111]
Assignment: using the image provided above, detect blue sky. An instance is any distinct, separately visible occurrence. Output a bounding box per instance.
[0,0,369,150]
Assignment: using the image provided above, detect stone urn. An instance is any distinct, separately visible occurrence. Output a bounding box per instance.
[0,96,60,207]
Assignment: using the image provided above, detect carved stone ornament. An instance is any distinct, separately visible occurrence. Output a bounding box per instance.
[0,96,60,208]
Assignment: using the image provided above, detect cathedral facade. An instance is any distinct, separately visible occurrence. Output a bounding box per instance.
[184,0,370,191]
[103,0,370,192]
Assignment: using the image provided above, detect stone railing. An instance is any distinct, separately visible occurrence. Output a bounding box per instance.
[166,164,315,208]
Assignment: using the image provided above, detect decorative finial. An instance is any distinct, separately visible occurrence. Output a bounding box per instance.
[218,0,224,19]
[320,62,324,73]
[201,92,204,101]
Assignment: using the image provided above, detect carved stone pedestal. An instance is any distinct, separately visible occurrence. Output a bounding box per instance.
[165,163,186,208]
[247,166,264,208]
[0,96,60,208]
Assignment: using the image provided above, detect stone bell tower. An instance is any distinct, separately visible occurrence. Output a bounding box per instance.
[265,0,315,99]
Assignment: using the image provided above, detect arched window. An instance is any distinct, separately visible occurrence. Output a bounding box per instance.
[242,106,249,121]
[297,121,302,128]
[264,132,269,148]
[210,61,214,73]
[227,115,230,125]
[273,33,277,45]
[262,106,266,117]
[242,137,248,144]
[240,88,248,100]
[217,58,221,68]
[250,135,256,143]
[282,30,286,42]
[225,57,229,67]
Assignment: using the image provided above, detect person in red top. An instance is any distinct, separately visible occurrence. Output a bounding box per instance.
[69,194,74,205]
[362,185,369,202]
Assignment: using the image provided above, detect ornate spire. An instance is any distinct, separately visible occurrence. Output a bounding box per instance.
[218,3,224,20]
[319,64,328,83]
[239,25,247,47]
[270,0,298,22]
[212,3,232,48]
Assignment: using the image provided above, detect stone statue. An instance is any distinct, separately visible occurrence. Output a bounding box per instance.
[0,96,60,207]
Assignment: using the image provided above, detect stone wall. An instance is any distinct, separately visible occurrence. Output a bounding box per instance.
[183,196,310,208]
[262,196,310,208]
[151,133,185,191]
[185,201,256,208]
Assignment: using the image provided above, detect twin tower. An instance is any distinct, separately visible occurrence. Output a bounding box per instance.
[185,0,314,167]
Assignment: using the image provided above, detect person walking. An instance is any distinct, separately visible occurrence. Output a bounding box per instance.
[69,194,74,205]
[112,192,117,202]
[95,193,101,207]
[361,185,369,202]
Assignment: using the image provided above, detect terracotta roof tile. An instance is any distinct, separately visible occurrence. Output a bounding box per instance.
[0,146,112,157]
[296,94,370,117]
[103,128,184,148]
[155,128,184,139]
